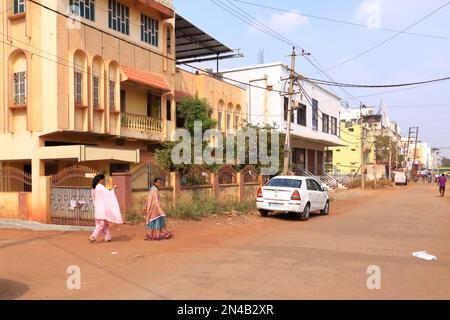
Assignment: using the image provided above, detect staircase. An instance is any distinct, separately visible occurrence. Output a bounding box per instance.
[292,166,348,190]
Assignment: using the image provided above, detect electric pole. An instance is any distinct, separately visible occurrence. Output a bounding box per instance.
[283,47,297,175]
[360,103,365,189]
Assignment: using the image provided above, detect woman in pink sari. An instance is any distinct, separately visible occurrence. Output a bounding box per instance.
[89,174,123,243]
[145,178,173,241]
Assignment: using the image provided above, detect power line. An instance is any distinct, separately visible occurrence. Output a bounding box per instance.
[23,0,297,96]
[228,0,450,41]
[304,75,450,88]
[316,2,450,73]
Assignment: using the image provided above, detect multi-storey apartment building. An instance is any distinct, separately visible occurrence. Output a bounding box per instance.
[222,62,343,175]
[0,0,247,223]
[332,102,402,178]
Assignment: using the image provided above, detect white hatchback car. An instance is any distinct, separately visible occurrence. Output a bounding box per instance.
[256,176,330,221]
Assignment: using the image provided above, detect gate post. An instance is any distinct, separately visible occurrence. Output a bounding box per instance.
[237,171,245,203]
[210,172,219,198]
[170,172,181,208]
[112,173,132,219]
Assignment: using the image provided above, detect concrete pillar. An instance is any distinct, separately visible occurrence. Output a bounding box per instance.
[170,172,181,208]
[30,154,47,223]
[111,172,132,219]
[237,171,245,203]
[314,150,318,175]
[162,95,168,140]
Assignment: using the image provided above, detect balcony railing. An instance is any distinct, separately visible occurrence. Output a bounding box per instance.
[121,113,162,133]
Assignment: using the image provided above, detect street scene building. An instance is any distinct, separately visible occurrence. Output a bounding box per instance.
[222,62,342,176]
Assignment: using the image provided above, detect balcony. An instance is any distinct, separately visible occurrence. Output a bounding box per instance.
[155,0,173,8]
[121,113,163,142]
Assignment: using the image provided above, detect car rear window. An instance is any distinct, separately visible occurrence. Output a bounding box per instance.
[266,179,302,188]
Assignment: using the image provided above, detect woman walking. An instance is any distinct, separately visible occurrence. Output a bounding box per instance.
[89,174,123,243]
[145,178,173,241]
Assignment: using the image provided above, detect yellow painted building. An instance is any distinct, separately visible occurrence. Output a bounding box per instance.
[0,0,246,223]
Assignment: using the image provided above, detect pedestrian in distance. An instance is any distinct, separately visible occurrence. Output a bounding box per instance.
[145,178,173,241]
[438,174,447,197]
[89,174,123,243]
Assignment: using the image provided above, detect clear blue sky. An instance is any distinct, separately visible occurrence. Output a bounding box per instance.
[175,0,450,157]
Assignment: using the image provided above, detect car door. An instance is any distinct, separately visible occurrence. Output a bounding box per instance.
[312,179,326,209]
[306,179,318,211]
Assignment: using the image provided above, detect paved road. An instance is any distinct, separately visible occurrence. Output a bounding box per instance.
[1,183,449,299]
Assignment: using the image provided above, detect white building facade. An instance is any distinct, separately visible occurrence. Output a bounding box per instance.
[222,62,343,174]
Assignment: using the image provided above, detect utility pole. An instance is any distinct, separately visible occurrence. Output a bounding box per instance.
[360,103,365,189]
[405,127,412,169]
[283,47,297,175]
[413,126,419,170]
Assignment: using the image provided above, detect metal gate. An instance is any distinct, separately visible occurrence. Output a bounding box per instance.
[50,165,97,226]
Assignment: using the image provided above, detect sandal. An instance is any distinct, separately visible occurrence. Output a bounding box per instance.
[88,237,96,244]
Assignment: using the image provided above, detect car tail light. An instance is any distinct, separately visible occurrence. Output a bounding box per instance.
[291,190,301,201]
[257,187,263,198]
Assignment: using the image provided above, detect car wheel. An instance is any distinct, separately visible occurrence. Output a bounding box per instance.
[321,201,330,215]
[259,209,269,217]
[300,203,310,221]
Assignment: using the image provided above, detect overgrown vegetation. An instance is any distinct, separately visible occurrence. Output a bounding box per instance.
[155,95,286,176]
[166,199,256,221]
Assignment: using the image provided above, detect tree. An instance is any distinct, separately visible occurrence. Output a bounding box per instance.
[155,95,216,173]
[374,135,398,167]
[442,157,450,167]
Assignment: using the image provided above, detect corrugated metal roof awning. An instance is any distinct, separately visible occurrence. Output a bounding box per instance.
[175,14,233,61]
[121,65,171,93]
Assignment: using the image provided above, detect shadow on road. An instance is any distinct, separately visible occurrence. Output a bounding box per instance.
[265,212,323,222]
[0,279,29,300]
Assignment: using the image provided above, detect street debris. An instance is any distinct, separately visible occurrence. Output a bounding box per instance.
[412,251,437,261]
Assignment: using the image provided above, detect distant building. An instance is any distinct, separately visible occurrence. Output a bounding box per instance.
[222,62,343,175]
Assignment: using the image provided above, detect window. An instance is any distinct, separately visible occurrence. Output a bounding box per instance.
[351,148,357,152]
[74,71,83,105]
[227,113,231,130]
[141,14,159,46]
[322,114,330,133]
[312,99,318,130]
[110,163,130,175]
[13,0,25,15]
[13,71,26,105]
[166,26,172,54]
[218,112,223,130]
[235,115,239,129]
[348,128,354,132]
[331,117,338,135]
[109,80,115,110]
[283,97,288,121]
[267,178,302,189]
[120,90,126,113]
[108,0,129,35]
[93,76,99,108]
[69,0,95,21]
[297,103,306,126]
[166,98,172,121]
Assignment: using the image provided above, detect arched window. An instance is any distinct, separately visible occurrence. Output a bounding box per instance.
[73,51,88,106]
[10,51,27,106]
[227,103,233,131]
[235,105,242,129]
[217,100,225,131]
[166,25,172,55]
[92,56,104,109]
[108,61,120,111]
